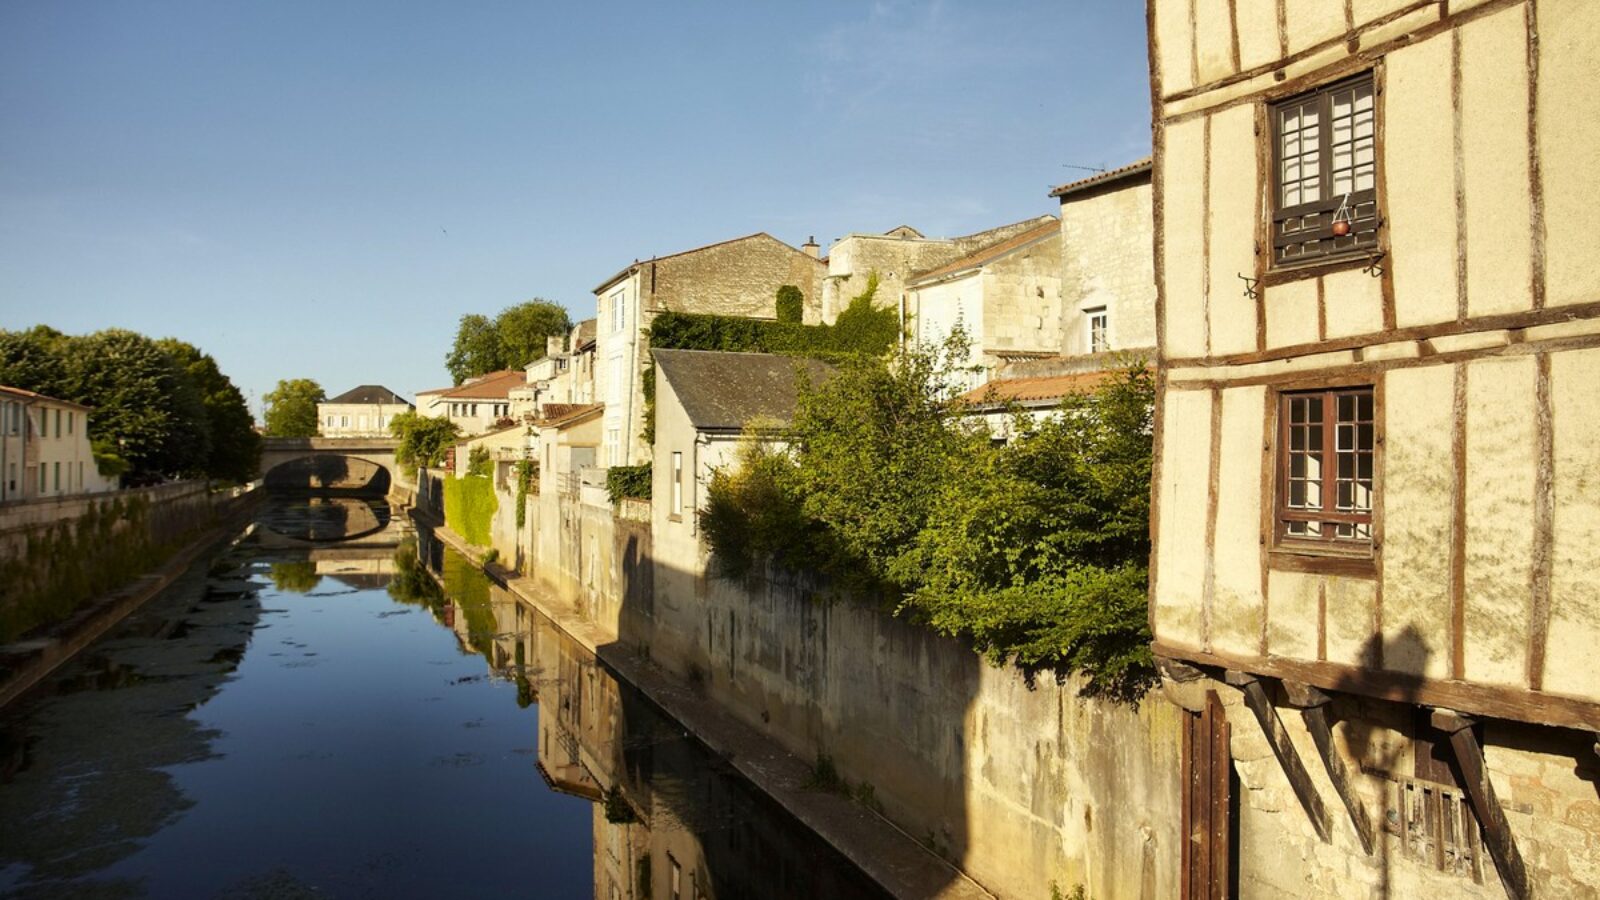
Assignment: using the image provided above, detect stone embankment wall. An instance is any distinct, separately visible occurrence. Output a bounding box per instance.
[0,482,255,641]
[495,481,1182,899]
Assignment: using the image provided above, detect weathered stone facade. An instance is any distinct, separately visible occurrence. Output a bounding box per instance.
[821,217,1056,324]
[594,233,825,465]
[1054,163,1157,356]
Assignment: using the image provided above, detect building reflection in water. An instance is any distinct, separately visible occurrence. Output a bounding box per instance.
[403,531,888,900]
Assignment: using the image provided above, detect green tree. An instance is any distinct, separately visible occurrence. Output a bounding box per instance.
[775,284,804,324]
[0,326,72,397]
[390,409,460,470]
[263,378,324,437]
[63,329,212,479]
[445,314,505,385]
[495,300,571,371]
[158,339,261,482]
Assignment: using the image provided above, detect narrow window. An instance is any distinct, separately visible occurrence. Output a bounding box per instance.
[1271,73,1378,266]
[671,451,683,516]
[612,291,626,333]
[54,461,60,491]
[54,409,61,437]
[68,411,74,434]
[78,461,84,490]
[1278,387,1375,545]
[1086,307,1110,353]
[39,465,46,493]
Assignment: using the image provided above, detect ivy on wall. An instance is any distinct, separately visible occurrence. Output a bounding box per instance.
[606,464,652,504]
[443,475,497,547]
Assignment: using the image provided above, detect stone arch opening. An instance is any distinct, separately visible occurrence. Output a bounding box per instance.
[262,454,392,495]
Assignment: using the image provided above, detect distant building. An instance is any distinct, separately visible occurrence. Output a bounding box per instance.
[415,370,527,437]
[650,349,833,553]
[0,385,117,502]
[510,319,598,423]
[594,233,826,466]
[1050,157,1155,358]
[317,385,412,438]
[905,217,1063,393]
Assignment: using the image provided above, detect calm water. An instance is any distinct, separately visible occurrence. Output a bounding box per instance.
[0,498,886,900]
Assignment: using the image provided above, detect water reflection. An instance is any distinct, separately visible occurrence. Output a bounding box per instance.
[0,500,883,899]
[407,531,889,900]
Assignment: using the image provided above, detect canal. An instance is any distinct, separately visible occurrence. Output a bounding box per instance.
[0,497,888,899]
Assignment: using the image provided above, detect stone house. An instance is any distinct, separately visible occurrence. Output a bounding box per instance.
[0,385,116,502]
[820,217,1056,325]
[1051,157,1157,357]
[414,369,527,437]
[510,319,597,423]
[316,385,412,438]
[649,349,832,563]
[1146,2,1599,897]
[904,217,1063,393]
[593,233,826,466]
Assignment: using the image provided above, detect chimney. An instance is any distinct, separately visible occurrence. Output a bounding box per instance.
[801,235,820,259]
[547,334,565,358]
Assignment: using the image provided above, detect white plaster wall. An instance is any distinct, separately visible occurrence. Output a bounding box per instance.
[1210,385,1265,657]
[1546,347,1600,699]
[1461,6,1534,318]
[1386,34,1460,329]
[1161,117,1208,359]
[1153,388,1213,647]
[1539,0,1600,309]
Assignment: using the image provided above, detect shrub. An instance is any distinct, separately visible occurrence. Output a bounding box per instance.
[605,464,652,503]
[775,284,804,323]
[391,410,460,470]
[466,444,491,477]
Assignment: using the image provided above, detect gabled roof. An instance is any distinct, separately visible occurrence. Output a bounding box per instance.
[1049,156,1153,199]
[0,385,90,410]
[416,370,526,401]
[653,349,834,432]
[956,371,1117,409]
[907,219,1060,286]
[592,232,821,294]
[324,384,411,405]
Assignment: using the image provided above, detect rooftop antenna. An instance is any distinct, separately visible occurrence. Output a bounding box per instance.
[1061,164,1107,173]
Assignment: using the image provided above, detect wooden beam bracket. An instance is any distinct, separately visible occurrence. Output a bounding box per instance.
[1300,701,1377,855]
[1431,708,1530,900]
[1229,670,1333,843]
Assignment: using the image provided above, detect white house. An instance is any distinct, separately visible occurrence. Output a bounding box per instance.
[0,385,118,502]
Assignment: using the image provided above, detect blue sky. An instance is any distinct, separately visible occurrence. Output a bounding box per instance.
[0,1,1151,416]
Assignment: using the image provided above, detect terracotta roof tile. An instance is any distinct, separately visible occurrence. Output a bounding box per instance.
[957,371,1116,408]
[419,370,526,400]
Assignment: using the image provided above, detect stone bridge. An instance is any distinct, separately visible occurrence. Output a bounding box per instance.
[259,437,401,495]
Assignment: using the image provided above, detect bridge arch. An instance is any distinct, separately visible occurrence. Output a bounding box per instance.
[259,437,402,496]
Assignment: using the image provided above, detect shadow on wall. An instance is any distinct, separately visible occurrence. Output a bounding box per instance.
[262,455,391,496]
[606,544,979,897]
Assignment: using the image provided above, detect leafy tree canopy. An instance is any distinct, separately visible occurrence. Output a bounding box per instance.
[263,378,325,438]
[445,300,572,385]
[157,339,261,483]
[390,409,460,470]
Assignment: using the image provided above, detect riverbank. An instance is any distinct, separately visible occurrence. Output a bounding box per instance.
[419,513,994,900]
[0,488,262,709]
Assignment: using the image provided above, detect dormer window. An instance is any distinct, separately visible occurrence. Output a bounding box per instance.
[1271,73,1379,267]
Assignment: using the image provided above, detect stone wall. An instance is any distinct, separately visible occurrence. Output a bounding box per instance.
[1058,178,1156,354]
[649,233,825,322]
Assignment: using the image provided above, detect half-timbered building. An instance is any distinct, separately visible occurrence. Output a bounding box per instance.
[1146,1,1600,897]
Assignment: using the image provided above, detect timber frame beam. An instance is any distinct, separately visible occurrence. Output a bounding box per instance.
[1283,681,1376,855]
[1431,709,1529,900]
[1226,670,1333,843]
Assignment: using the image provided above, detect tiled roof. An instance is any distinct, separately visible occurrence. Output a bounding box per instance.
[907,219,1059,286]
[653,349,834,432]
[0,384,90,410]
[956,371,1117,408]
[418,370,526,401]
[1049,156,1153,198]
[325,384,411,405]
[540,403,603,428]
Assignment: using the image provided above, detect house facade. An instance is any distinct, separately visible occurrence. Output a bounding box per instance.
[1147,2,1600,897]
[593,233,825,466]
[0,386,117,502]
[415,369,527,437]
[510,319,598,423]
[317,385,412,438]
[1052,157,1157,357]
[904,218,1063,394]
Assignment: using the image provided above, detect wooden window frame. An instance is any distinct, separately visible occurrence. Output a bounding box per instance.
[1274,385,1376,555]
[1269,72,1380,269]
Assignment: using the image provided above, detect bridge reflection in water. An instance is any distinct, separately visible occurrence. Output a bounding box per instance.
[0,498,885,898]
